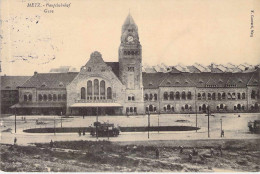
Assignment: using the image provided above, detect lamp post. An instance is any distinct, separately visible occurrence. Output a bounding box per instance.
[54,116,56,135]
[220,118,222,137]
[96,107,98,139]
[15,107,17,133]
[147,111,150,139]
[207,106,210,138]
[60,111,63,128]
[158,111,160,133]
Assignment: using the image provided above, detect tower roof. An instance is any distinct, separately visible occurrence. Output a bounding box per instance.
[122,13,138,32]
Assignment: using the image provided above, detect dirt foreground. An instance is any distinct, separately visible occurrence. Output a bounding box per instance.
[1,139,259,172]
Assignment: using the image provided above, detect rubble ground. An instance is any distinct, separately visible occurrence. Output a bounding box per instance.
[1,139,259,172]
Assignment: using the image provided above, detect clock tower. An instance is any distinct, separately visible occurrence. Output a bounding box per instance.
[119,14,144,114]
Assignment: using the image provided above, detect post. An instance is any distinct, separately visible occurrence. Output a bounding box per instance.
[207,106,210,138]
[54,116,56,135]
[60,111,63,128]
[158,112,160,133]
[220,118,222,137]
[148,112,150,139]
[96,107,98,139]
[15,107,17,133]
[195,89,198,132]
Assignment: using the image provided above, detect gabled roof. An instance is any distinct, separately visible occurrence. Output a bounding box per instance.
[247,73,259,86]
[159,73,195,87]
[1,76,30,90]
[142,72,168,89]
[21,72,78,89]
[105,62,119,78]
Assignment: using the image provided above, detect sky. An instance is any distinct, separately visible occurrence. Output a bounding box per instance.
[0,0,260,76]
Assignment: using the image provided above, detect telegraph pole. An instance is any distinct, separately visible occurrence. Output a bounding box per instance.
[148,112,150,139]
[54,116,56,135]
[60,111,63,128]
[207,106,210,138]
[195,89,198,132]
[158,111,160,133]
[15,107,17,133]
[96,107,98,139]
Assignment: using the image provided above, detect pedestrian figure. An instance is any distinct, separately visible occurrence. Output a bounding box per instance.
[50,140,53,148]
[14,137,17,145]
[179,146,183,154]
[192,147,198,156]
[221,130,224,137]
[155,148,160,159]
[21,117,23,121]
[78,129,81,136]
[189,153,192,161]
[238,114,240,117]
[218,145,223,157]
[83,129,85,136]
[210,148,214,156]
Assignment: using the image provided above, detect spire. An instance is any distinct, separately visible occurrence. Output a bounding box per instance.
[122,13,138,33]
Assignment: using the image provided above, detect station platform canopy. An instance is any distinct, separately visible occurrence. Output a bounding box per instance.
[70,103,123,108]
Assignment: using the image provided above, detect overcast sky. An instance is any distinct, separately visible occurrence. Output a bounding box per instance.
[1,0,260,75]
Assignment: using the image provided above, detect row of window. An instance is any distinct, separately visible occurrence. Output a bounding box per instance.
[80,80,112,100]
[163,91,192,100]
[128,95,135,101]
[144,93,158,101]
[251,90,259,99]
[126,107,137,113]
[198,92,246,100]
[124,50,140,56]
[23,94,67,102]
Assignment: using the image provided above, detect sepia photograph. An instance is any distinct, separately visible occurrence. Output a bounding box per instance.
[0,0,260,172]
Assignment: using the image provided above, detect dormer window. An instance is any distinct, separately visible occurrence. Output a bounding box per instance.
[166,81,171,85]
[175,81,180,84]
[219,79,223,83]
[253,80,258,84]
[199,80,203,83]
[185,81,188,84]
[59,82,64,87]
[87,67,91,72]
[149,82,153,86]
[41,83,47,87]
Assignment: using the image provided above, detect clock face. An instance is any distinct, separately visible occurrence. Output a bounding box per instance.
[127,36,134,42]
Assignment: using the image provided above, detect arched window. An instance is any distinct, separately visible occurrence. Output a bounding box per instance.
[232,93,236,100]
[185,104,188,109]
[87,81,92,98]
[53,94,57,101]
[149,105,153,112]
[48,94,52,101]
[38,94,43,101]
[212,93,216,100]
[218,93,221,100]
[134,107,137,113]
[227,93,232,100]
[154,94,157,101]
[130,107,133,112]
[107,87,112,99]
[234,106,237,110]
[164,92,168,100]
[100,80,105,96]
[144,94,148,101]
[181,92,186,100]
[163,107,167,112]
[126,107,129,113]
[24,95,28,101]
[198,93,201,100]
[237,93,241,100]
[94,79,99,96]
[28,94,32,101]
[170,92,174,100]
[189,106,192,111]
[220,104,224,109]
[242,93,246,99]
[176,92,180,100]
[222,93,226,100]
[171,107,174,112]
[208,93,212,100]
[217,106,220,110]
[202,104,207,111]
[167,104,171,111]
[62,94,66,101]
[237,104,241,110]
[202,93,206,100]
[251,90,256,99]
[132,96,135,101]
[43,94,47,101]
[81,87,86,99]
[255,103,259,111]
[199,106,202,111]
[58,94,61,101]
[187,92,192,100]
[149,94,153,101]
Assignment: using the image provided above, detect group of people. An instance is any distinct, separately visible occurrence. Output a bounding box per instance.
[21,116,26,122]
[78,129,86,136]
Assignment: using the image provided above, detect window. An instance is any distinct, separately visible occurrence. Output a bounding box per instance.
[87,67,91,72]
[220,104,224,109]
[185,104,188,110]
[100,80,106,96]
[87,81,92,99]
[128,67,134,72]
[218,93,221,100]
[134,107,137,113]
[94,79,99,95]
[107,87,112,99]
[126,107,129,113]
[24,95,27,101]
[251,90,256,99]
[144,94,148,101]
[130,107,133,112]
[43,94,47,101]
[182,92,186,100]
[237,104,241,110]
[170,92,174,100]
[164,92,168,100]
[212,93,216,100]
[202,93,206,100]
[198,93,201,100]
[81,87,86,99]
[149,94,153,101]
[62,94,66,101]
[149,105,153,112]
[237,93,241,100]
[128,96,131,101]
[53,94,57,101]
[222,93,226,100]
[154,94,157,101]
[48,94,52,101]
[176,92,180,100]
[242,93,246,99]
[38,94,43,101]
[132,96,135,101]
[232,93,236,100]
[167,105,171,111]
[187,92,192,100]
[28,94,32,101]
[58,94,61,101]
[208,93,212,100]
